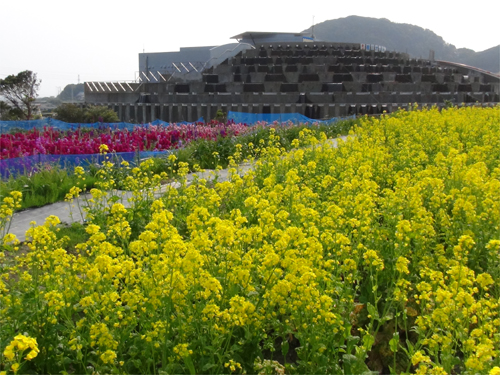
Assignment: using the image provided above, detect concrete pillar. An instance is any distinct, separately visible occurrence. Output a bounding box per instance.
[201,104,207,122]
[160,104,165,122]
[241,104,249,117]
[296,104,304,116]
[174,104,179,122]
[273,105,283,123]
[133,104,138,123]
[142,105,147,124]
[168,105,173,123]
[206,104,212,122]
[180,104,186,122]
[327,104,334,118]
[252,104,259,114]
[237,103,243,113]
[124,104,130,122]
[339,104,346,116]
[220,104,228,119]
[318,104,325,119]
[186,104,192,122]
[118,104,123,121]
[323,104,330,119]
[196,104,203,121]
[192,104,199,122]
[151,104,156,122]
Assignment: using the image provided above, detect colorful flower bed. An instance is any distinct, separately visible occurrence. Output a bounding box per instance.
[0,122,251,160]
[1,106,499,374]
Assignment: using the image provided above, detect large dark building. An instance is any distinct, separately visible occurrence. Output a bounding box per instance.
[84,32,500,123]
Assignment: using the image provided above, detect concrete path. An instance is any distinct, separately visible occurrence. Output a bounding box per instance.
[6,136,348,242]
[7,164,254,242]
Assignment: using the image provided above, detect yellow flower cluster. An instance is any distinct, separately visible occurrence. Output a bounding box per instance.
[0,191,22,241]
[2,334,39,373]
[0,106,498,374]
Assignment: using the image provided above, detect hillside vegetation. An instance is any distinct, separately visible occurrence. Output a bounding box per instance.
[304,16,499,73]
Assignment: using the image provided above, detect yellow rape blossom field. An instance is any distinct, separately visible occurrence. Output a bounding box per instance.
[1,106,499,375]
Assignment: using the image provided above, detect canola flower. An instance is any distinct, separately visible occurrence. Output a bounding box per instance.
[1,335,39,374]
[0,105,499,374]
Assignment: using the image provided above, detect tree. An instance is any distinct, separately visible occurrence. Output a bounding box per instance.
[0,70,41,120]
[84,105,119,123]
[53,103,86,123]
[0,101,24,120]
[53,103,119,123]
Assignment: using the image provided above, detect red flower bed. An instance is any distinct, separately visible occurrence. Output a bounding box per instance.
[0,122,250,160]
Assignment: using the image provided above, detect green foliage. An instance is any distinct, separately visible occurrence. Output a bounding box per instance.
[0,101,24,121]
[84,105,119,123]
[53,104,119,123]
[55,222,90,254]
[0,70,40,120]
[0,164,97,210]
[165,119,358,171]
[214,109,227,123]
[53,103,86,123]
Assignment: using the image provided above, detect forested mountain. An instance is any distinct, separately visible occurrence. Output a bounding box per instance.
[58,83,85,101]
[303,16,499,73]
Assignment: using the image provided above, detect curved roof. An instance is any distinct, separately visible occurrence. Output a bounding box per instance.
[231,31,307,40]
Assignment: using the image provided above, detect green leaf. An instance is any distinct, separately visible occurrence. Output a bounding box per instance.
[389,332,399,353]
[202,363,216,371]
[109,195,120,203]
[342,354,377,375]
[362,334,375,351]
[282,339,289,359]
[183,355,196,375]
[382,312,394,322]
[366,302,379,320]
[346,335,360,354]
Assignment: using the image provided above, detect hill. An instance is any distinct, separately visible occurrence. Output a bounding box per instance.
[58,83,85,101]
[304,16,499,73]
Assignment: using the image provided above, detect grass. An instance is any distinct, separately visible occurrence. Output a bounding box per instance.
[0,164,98,210]
[54,222,90,254]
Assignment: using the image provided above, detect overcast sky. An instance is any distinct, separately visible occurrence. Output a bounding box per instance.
[1,0,499,98]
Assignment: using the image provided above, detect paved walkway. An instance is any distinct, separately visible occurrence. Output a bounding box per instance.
[6,136,347,242]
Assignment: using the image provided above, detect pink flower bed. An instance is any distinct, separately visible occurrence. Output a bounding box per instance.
[0,122,251,160]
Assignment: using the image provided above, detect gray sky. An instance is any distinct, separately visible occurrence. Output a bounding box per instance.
[1,0,499,98]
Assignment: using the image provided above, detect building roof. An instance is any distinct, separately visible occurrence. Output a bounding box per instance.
[231,31,307,40]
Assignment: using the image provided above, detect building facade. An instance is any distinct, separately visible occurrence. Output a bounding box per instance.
[84,32,500,123]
